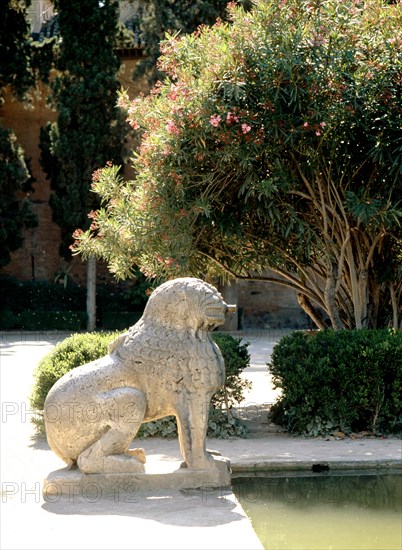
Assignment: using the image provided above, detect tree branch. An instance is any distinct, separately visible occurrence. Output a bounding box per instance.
[297,293,327,330]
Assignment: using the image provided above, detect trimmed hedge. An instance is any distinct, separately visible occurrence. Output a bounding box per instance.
[30,331,250,438]
[0,309,144,331]
[0,276,86,313]
[4,310,87,331]
[0,310,15,330]
[268,329,402,436]
[0,275,151,330]
[101,311,142,330]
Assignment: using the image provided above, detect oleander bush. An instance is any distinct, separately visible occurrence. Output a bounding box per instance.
[268,329,402,436]
[30,331,250,438]
[73,0,402,332]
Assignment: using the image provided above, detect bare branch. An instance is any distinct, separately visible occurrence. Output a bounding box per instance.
[390,283,399,329]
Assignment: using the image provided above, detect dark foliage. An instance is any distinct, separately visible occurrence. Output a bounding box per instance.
[39,0,129,259]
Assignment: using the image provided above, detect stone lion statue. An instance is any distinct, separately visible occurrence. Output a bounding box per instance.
[44,277,231,475]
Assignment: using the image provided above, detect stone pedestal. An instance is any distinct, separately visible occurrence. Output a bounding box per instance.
[43,456,231,499]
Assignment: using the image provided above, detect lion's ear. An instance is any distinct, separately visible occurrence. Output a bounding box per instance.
[109,332,128,354]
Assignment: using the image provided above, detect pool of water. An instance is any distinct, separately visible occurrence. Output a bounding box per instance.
[232,471,402,550]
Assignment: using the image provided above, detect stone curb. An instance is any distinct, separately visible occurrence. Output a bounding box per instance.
[231,458,402,473]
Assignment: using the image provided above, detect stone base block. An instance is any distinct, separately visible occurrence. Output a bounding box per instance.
[43,457,231,499]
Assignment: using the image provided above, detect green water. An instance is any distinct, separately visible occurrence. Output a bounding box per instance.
[232,471,402,550]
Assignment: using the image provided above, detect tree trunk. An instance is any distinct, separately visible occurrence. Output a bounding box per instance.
[86,255,97,332]
[324,267,345,329]
[220,280,239,331]
[297,293,327,330]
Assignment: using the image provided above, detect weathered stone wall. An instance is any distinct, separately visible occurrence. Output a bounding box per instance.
[238,278,311,330]
[0,80,61,281]
[219,277,311,330]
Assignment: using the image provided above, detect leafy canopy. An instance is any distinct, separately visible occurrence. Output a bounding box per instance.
[74,0,402,329]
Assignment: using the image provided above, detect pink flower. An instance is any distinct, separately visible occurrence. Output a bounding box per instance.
[168,87,179,101]
[315,130,321,136]
[320,121,326,128]
[226,112,239,124]
[92,168,103,182]
[241,123,251,134]
[87,210,98,220]
[210,114,222,127]
[166,120,180,135]
[303,122,309,127]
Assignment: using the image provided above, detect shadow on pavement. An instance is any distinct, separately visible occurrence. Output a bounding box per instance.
[41,489,244,527]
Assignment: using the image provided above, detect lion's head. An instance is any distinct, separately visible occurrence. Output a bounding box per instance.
[141,277,227,332]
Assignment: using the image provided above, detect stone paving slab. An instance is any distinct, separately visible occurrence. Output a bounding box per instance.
[1,486,262,550]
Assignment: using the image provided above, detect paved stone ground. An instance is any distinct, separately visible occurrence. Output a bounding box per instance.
[0,331,262,550]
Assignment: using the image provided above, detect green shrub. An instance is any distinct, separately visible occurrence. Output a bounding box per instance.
[0,276,86,313]
[101,311,143,330]
[30,331,250,438]
[0,308,87,331]
[30,332,119,412]
[0,309,17,329]
[210,332,251,409]
[137,408,248,439]
[0,275,150,330]
[17,311,87,331]
[269,329,402,436]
